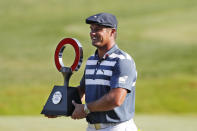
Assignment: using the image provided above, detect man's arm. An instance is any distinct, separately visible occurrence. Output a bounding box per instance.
[77,85,85,101]
[71,87,127,119]
[87,87,127,112]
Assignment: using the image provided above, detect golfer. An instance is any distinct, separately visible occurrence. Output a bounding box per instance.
[72,12,138,131]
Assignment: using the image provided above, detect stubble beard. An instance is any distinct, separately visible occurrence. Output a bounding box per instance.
[91,37,103,48]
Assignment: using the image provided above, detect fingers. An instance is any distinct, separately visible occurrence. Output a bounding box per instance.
[72,100,76,106]
[45,115,58,118]
[71,101,77,119]
[71,112,84,120]
[71,109,79,120]
[71,101,86,120]
[71,112,76,119]
[71,103,86,120]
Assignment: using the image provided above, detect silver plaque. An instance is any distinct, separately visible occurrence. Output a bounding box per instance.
[52,91,62,104]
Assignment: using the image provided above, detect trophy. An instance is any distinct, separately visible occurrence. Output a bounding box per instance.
[41,38,83,116]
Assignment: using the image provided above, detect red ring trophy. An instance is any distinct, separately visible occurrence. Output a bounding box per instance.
[41,38,83,116]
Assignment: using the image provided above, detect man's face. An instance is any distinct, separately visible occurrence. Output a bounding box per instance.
[89,24,112,48]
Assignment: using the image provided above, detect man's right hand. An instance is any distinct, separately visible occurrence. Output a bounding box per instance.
[45,115,58,118]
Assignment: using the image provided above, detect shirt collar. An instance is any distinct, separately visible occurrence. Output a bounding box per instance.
[94,44,119,60]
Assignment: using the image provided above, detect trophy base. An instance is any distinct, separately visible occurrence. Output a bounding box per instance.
[41,86,81,116]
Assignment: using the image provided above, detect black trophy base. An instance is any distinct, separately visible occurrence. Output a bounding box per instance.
[41,86,81,116]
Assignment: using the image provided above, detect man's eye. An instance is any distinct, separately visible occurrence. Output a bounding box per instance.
[92,29,97,32]
[91,28,102,32]
[95,28,102,31]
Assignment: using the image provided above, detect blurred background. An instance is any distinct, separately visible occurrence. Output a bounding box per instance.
[0,0,197,130]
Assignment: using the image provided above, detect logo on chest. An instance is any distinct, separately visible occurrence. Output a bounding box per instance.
[119,76,128,84]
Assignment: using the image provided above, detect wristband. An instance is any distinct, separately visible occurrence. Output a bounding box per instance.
[84,103,90,115]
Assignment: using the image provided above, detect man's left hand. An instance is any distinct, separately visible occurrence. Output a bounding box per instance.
[71,100,87,120]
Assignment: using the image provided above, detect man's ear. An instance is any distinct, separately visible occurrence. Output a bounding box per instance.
[111,28,117,39]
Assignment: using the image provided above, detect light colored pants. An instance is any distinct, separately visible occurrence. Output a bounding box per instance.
[86,119,137,131]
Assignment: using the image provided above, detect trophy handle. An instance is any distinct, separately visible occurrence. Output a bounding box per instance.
[61,67,72,87]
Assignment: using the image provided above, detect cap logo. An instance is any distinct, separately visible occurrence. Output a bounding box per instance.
[94,15,97,18]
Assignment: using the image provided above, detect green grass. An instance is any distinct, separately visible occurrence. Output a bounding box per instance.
[0,0,197,115]
[0,115,197,131]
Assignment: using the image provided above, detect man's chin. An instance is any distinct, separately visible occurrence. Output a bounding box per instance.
[92,42,100,47]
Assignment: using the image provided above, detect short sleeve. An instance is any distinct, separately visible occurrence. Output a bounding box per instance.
[110,58,137,92]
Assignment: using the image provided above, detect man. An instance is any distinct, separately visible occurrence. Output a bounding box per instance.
[71,13,138,131]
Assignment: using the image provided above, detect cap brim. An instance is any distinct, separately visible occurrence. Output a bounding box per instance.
[86,19,99,24]
[86,20,115,29]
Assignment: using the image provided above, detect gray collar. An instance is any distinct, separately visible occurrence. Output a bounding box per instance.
[94,44,119,60]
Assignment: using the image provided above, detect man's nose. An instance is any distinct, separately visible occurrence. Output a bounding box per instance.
[90,32,96,37]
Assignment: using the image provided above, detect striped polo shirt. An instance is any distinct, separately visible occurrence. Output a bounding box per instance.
[80,44,137,124]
